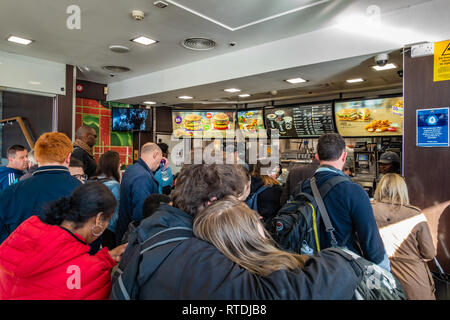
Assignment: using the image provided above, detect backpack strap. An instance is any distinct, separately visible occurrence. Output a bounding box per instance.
[310,177,338,248]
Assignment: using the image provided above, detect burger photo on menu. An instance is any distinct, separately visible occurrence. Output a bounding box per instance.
[184,114,203,132]
[357,108,371,121]
[336,108,358,121]
[212,112,230,130]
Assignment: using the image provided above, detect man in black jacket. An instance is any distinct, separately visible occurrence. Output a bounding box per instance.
[111,161,363,300]
[72,126,97,178]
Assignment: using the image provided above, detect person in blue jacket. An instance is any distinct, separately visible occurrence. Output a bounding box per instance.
[0,145,28,190]
[154,143,173,195]
[115,142,164,244]
[299,133,390,270]
[0,132,81,244]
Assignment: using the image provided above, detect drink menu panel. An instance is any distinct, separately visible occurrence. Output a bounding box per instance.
[265,103,335,138]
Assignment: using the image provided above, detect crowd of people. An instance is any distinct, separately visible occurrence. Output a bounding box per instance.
[0,128,439,300]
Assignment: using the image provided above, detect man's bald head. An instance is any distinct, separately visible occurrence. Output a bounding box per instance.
[75,126,97,147]
[140,142,163,171]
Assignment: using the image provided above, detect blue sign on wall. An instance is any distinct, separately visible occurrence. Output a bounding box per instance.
[417,107,449,147]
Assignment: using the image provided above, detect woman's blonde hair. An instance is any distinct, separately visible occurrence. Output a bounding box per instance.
[193,196,309,277]
[374,173,410,207]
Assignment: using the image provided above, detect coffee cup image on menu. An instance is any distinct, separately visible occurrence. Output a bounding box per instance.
[212,113,230,130]
[266,113,277,128]
[183,114,203,134]
[284,116,293,130]
[274,110,286,133]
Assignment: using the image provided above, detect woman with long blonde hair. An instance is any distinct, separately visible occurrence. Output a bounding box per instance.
[194,196,309,277]
[372,173,436,300]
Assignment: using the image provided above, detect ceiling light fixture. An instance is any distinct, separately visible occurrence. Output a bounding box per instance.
[224,88,241,93]
[178,95,193,100]
[238,94,251,98]
[131,36,157,45]
[285,77,307,84]
[7,35,33,45]
[372,63,397,71]
[346,78,364,83]
[143,101,156,105]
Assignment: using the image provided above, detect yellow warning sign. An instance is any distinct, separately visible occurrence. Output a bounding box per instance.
[434,40,450,82]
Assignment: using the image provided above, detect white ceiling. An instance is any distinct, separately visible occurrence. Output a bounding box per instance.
[0,0,448,105]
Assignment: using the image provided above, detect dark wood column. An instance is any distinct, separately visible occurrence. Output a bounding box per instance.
[56,65,75,139]
[404,51,450,272]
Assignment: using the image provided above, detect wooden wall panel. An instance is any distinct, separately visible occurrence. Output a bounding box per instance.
[404,52,450,272]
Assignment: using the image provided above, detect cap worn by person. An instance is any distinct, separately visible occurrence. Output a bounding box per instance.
[378,151,400,164]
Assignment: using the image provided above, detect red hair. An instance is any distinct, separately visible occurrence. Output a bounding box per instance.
[34,132,73,164]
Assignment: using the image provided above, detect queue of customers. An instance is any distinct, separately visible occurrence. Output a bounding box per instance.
[0,129,438,300]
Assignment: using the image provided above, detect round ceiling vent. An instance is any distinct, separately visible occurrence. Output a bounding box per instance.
[181,38,216,51]
[102,66,131,73]
[109,45,131,53]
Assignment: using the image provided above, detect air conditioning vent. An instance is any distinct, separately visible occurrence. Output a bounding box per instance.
[102,66,131,73]
[181,38,216,51]
[108,45,131,53]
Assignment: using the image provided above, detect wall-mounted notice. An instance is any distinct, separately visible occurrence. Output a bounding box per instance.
[434,40,450,82]
[417,107,449,147]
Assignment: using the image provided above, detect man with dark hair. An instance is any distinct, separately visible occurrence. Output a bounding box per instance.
[300,133,390,270]
[154,142,173,195]
[111,162,363,300]
[0,145,28,190]
[115,143,164,243]
[72,126,97,178]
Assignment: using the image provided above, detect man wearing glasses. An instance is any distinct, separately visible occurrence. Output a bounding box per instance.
[72,126,98,178]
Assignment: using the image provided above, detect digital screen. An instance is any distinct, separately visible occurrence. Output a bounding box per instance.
[172,110,236,138]
[112,107,151,131]
[357,154,369,161]
[237,109,267,138]
[265,103,335,138]
[335,97,403,137]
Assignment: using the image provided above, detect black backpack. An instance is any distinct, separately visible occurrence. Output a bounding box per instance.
[110,226,193,300]
[271,175,349,255]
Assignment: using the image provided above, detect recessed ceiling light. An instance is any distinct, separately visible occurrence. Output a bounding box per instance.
[224,88,241,93]
[372,63,397,71]
[28,81,41,85]
[7,35,33,45]
[346,78,364,83]
[143,101,156,105]
[238,94,251,98]
[285,77,307,84]
[131,36,157,45]
[178,95,193,100]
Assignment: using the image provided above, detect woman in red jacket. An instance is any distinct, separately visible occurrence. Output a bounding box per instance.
[0,182,127,300]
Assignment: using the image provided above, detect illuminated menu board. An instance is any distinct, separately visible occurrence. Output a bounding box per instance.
[265,103,335,138]
[172,110,236,138]
[335,97,403,137]
[237,109,267,138]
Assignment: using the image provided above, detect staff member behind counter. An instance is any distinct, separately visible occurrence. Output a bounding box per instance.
[378,151,401,175]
